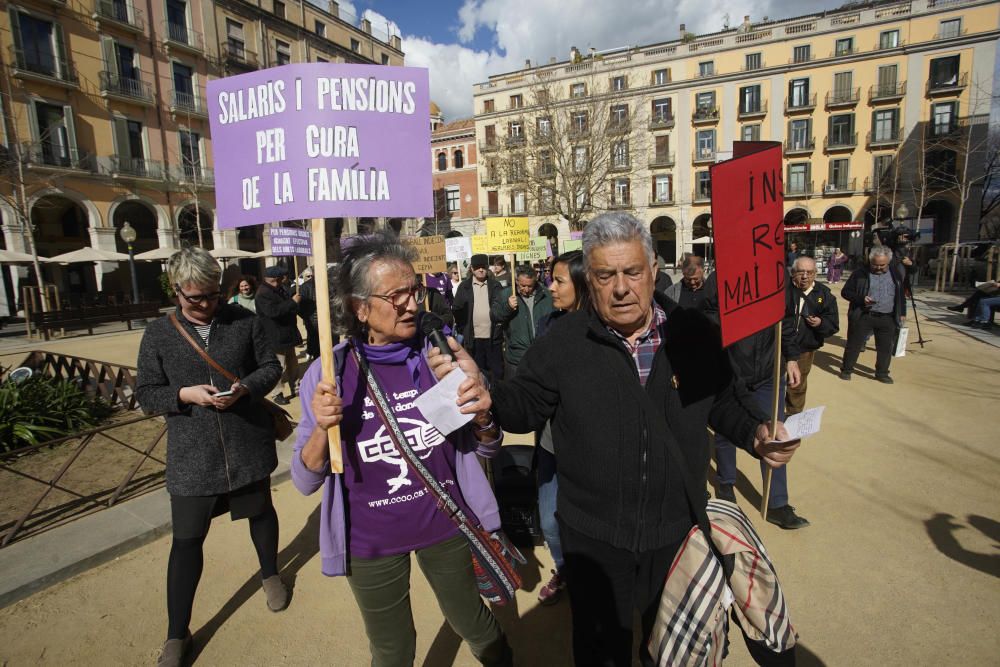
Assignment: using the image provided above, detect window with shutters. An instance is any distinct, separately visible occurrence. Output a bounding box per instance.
[275,40,291,65]
[873,155,893,186]
[611,75,626,91]
[573,146,588,173]
[742,124,761,142]
[654,174,672,203]
[789,78,810,107]
[446,187,460,212]
[570,82,586,98]
[314,20,325,37]
[172,62,196,110]
[793,45,811,63]
[612,141,629,168]
[654,135,670,162]
[696,129,715,157]
[166,0,189,42]
[928,55,960,88]
[696,171,711,199]
[739,85,761,114]
[872,109,899,142]
[609,104,628,128]
[613,178,630,205]
[652,68,670,85]
[651,98,672,125]
[536,116,551,137]
[571,111,588,134]
[32,102,77,167]
[931,102,958,136]
[832,72,853,101]
[879,29,899,49]
[937,18,961,39]
[789,119,811,148]
[180,130,202,178]
[511,190,526,214]
[745,53,762,71]
[226,19,246,59]
[11,11,71,80]
[509,94,523,109]
[273,0,285,18]
[828,114,854,146]
[829,159,849,189]
[483,99,495,113]
[509,121,523,138]
[698,61,714,77]
[787,163,810,193]
[835,37,854,56]
[695,92,715,111]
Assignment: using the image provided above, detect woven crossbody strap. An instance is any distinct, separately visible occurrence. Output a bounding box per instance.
[168,312,240,384]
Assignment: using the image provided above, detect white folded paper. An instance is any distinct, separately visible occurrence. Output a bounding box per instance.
[773,406,824,443]
[413,368,475,435]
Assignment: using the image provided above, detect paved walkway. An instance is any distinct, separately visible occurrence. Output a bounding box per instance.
[0,290,997,665]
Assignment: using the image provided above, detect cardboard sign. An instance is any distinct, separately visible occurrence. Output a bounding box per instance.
[562,239,583,252]
[710,142,786,347]
[403,235,447,274]
[520,237,549,262]
[208,63,432,229]
[268,227,312,256]
[445,237,472,262]
[485,217,530,253]
[471,235,489,255]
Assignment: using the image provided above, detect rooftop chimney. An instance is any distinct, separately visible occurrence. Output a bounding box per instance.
[525,59,531,68]
[679,23,686,36]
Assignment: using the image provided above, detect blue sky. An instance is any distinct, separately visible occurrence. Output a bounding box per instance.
[335,0,840,120]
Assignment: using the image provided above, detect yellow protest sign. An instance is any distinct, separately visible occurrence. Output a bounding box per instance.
[403,235,447,274]
[485,217,530,254]
[471,235,489,255]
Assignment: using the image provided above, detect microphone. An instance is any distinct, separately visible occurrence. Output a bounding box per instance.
[420,312,456,362]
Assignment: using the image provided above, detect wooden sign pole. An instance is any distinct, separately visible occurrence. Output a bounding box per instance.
[510,254,516,296]
[760,320,782,518]
[311,218,343,473]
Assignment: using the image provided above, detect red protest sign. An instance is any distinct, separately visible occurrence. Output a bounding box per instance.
[710,142,786,347]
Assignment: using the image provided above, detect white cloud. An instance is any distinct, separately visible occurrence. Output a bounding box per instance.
[401,0,836,119]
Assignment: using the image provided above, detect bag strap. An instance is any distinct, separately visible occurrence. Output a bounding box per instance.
[168,312,239,384]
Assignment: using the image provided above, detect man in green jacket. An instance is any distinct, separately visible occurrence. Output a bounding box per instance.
[491,265,554,379]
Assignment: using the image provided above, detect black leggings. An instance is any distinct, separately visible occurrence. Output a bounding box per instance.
[166,506,279,639]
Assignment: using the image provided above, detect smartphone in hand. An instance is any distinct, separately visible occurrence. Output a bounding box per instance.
[213,389,235,397]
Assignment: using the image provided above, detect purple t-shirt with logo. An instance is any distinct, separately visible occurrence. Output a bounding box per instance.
[338,352,462,559]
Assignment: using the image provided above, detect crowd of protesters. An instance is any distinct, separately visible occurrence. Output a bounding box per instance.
[138,212,942,666]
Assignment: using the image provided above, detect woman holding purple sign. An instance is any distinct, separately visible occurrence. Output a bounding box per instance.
[291,233,513,666]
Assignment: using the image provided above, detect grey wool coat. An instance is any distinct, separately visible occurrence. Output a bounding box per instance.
[136,304,282,496]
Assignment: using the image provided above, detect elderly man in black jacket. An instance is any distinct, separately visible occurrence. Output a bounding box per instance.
[451,253,505,382]
[785,256,839,414]
[436,213,800,666]
[839,245,906,384]
[256,265,302,404]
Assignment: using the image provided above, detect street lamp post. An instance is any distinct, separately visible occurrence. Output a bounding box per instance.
[119,221,144,325]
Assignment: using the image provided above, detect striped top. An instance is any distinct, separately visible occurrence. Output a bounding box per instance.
[193,323,212,344]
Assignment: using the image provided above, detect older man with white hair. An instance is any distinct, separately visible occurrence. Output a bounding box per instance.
[839,245,906,383]
[474,212,800,666]
[785,256,839,414]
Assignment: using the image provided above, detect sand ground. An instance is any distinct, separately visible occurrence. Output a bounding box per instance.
[1,293,998,666]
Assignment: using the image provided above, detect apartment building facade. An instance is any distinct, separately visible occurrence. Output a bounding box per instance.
[0,0,403,308]
[430,114,480,237]
[472,0,999,265]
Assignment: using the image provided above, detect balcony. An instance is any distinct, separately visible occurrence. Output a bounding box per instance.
[93,0,145,33]
[867,128,902,148]
[737,101,768,120]
[784,138,815,155]
[648,114,675,131]
[22,143,95,172]
[480,206,505,218]
[99,71,154,105]
[933,27,967,40]
[111,156,164,180]
[692,149,717,165]
[162,20,204,55]
[926,72,968,96]
[609,196,632,210]
[824,133,858,152]
[10,47,78,88]
[692,188,711,203]
[649,193,674,207]
[869,82,906,103]
[784,180,813,198]
[170,89,209,118]
[168,164,214,186]
[830,46,859,58]
[863,176,894,193]
[504,135,526,148]
[222,42,258,72]
[609,159,631,172]
[608,120,631,135]
[874,39,906,51]
[480,173,501,187]
[567,126,590,140]
[648,151,675,168]
[785,94,817,114]
[822,178,856,194]
[926,122,965,142]
[692,107,719,124]
[535,167,555,180]
[479,140,499,154]
[825,88,860,108]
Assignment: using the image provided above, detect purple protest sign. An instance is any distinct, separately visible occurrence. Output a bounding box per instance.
[269,227,312,256]
[208,64,432,229]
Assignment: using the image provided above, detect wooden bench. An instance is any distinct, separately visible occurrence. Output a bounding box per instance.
[32,303,162,340]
